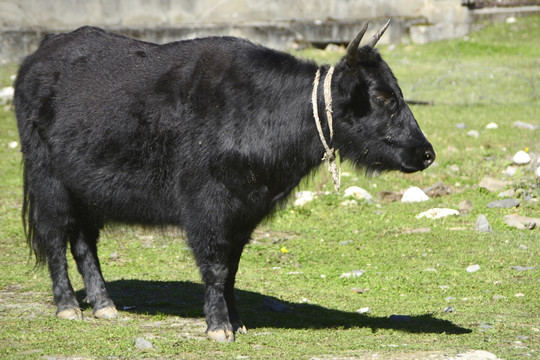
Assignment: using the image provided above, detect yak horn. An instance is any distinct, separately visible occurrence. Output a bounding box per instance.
[346,22,369,67]
[365,19,391,48]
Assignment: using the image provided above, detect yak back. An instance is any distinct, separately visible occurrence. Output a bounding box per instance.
[15,26,323,226]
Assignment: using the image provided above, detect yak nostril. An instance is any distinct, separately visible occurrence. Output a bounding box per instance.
[423,149,435,167]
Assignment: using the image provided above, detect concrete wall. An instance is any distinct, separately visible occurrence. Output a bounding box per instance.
[0,0,474,64]
[1,0,430,28]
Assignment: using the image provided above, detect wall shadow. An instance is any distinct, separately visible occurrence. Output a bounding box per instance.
[77,279,471,335]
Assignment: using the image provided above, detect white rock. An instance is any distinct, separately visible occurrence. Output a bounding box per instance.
[134,337,153,350]
[340,269,364,279]
[340,199,358,207]
[8,141,18,149]
[416,208,459,219]
[343,186,373,201]
[513,150,531,165]
[498,189,515,198]
[466,130,479,138]
[0,87,14,105]
[294,191,315,206]
[506,16,517,24]
[356,307,370,314]
[502,166,517,176]
[401,186,429,203]
[455,350,500,360]
[536,167,540,177]
[513,121,539,130]
[466,265,481,273]
[485,122,498,129]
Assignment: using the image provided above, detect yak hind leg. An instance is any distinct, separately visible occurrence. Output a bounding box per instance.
[225,240,248,335]
[69,223,118,319]
[29,179,82,319]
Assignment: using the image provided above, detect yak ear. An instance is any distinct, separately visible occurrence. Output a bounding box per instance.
[346,23,369,67]
[365,19,391,48]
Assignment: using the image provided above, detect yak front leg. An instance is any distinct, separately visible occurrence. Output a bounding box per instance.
[188,225,236,342]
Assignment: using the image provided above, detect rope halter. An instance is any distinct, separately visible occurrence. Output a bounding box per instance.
[311,66,341,193]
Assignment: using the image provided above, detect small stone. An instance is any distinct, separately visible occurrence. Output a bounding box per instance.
[351,287,369,294]
[443,307,454,313]
[513,150,531,165]
[492,295,507,300]
[479,324,494,329]
[519,244,527,250]
[416,208,459,219]
[263,297,292,313]
[466,130,479,138]
[475,214,493,232]
[448,164,460,172]
[510,266,536,271]
[325,43,344,52]
[388,315,412,323]
[294,191,316,206]
[340,199,358,207]
[356,307,370,314]
[466,264,481,273]
[378,190,402,202]
[498,189,515,198]
[134,337,153,350]
[340,269,364,279]
[506,16,517,23]
[513,121,539,130]
[339,240,353,245]
[8,141,18,149]
[423,181,453,197]
[479,176,509,192]
[456,123,467,129]
[504,214,540,230]
[0,87,14,105]
[503,166,518,176]
[457,350,499,359]
[423,268,437,272]
[486,198,519,208]
[458,199,474,213]
[401,186,429,203]
[109,251,119,261]
[343,186,373,202]
[486,122,498,129]
[536,167,540,177]
[515,293,525,297]
[445,296,456,301]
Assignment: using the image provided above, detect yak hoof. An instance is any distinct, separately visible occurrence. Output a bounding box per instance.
[236,325,248,334]
[232,322,248,334]
[56,308,83,320]
[94,306,119,319]
[207,329,235,343]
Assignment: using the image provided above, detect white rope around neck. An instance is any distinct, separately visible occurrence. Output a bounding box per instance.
[312,66,341,193]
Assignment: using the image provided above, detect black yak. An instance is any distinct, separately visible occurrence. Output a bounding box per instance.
[14,21,435,342]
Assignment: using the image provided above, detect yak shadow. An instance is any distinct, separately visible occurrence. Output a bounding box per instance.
[76,279,471,335]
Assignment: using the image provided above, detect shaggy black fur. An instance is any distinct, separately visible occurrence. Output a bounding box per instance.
[15,26,434,341]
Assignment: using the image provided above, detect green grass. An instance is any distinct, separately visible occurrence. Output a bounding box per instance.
[1,16,539,359]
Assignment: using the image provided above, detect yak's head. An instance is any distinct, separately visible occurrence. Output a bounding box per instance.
[332,21,435,173]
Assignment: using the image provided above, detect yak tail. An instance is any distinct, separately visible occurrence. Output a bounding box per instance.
[21,161,46,266]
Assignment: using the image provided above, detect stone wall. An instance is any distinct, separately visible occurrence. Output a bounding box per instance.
[0,0,483,64]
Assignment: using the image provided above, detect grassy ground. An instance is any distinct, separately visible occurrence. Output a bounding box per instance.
[1,17,539,359]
